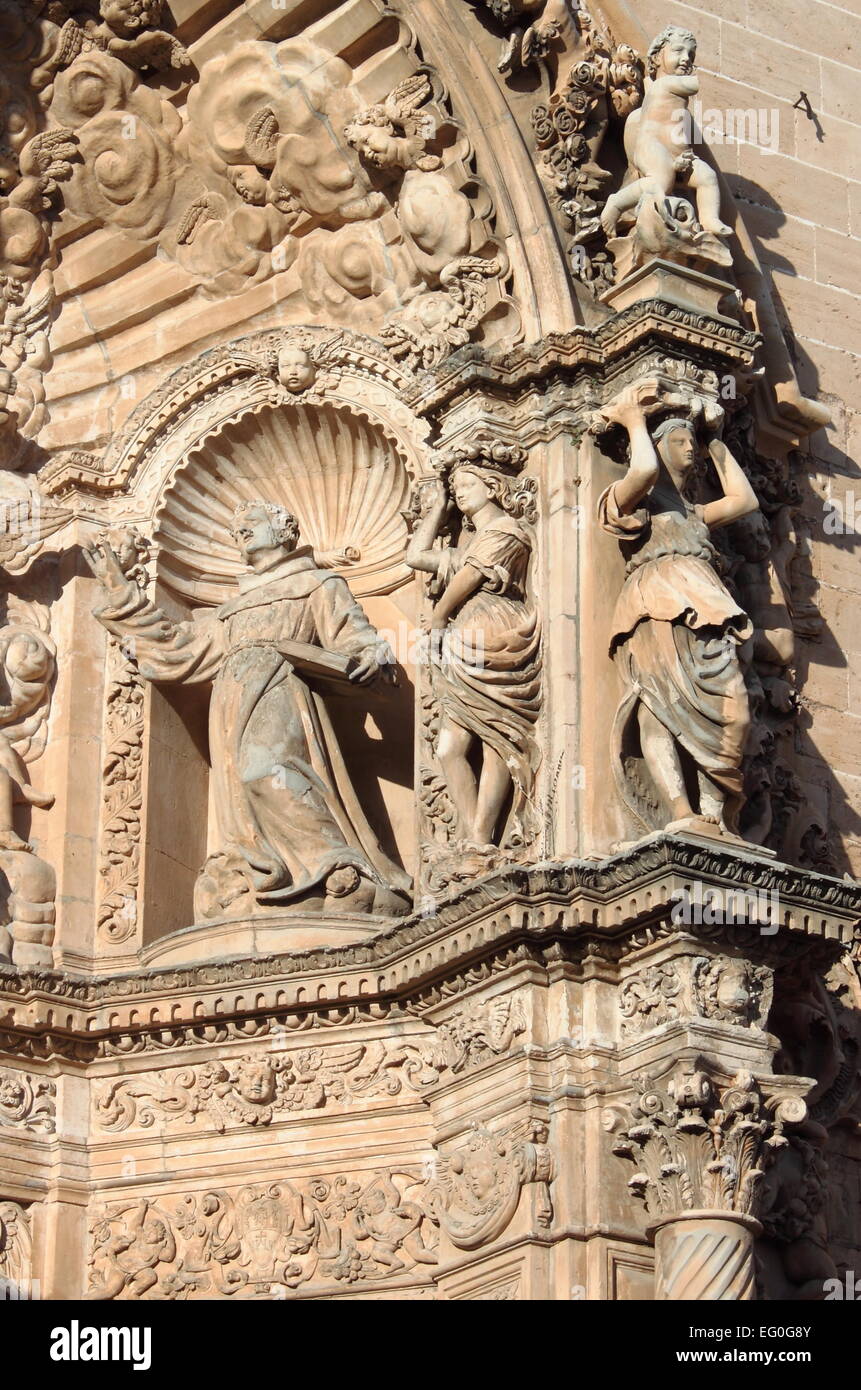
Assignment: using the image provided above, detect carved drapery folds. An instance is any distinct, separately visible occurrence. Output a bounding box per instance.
[0,0,854,1311]
[0,1199,32,1293]
[406,434,542,890]
[592,370,761,844]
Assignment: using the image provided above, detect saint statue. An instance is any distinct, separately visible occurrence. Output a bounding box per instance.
[85,501,411,921]
[597,386,758,840]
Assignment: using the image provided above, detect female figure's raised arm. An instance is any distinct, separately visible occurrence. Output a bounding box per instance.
[700,438,759,530]
[603,389,661,514]
[405,478,449,575]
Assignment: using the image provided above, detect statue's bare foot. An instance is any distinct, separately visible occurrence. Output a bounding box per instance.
[664,815,722,839]
[0,829,31,852]
[702,219,732,238]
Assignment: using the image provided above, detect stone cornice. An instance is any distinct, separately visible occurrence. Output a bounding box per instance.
[0,838,856,1059]
[407,304,761,417]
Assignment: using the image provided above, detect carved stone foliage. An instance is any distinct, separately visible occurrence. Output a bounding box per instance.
[428,1120,553,1249]
[530,8,643,292]
[96,639,143,946]
[96,527,149,946]
[605,1069,808,1222]
[620,956,772,1037]
[88,1173,439,1299]
[0,1066,55,1132]
[620,964,681,1035]
[429,995,526,1073]
[93,1041,442,1133]
[0,1199,31,1289]
[405,434,542,889]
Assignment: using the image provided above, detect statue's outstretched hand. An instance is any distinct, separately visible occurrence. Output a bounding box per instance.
[82,540,128,595]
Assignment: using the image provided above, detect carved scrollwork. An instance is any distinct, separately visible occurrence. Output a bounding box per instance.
[0,1066,55,1132]
[88,1171,439,1299]
[93,1041,443,1133]
[428,1120,553,1249]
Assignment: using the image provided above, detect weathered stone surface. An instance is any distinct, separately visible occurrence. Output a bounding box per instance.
[0,0,858,1306]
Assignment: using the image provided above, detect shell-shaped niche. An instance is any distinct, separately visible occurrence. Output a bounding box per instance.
[155,400,412,605]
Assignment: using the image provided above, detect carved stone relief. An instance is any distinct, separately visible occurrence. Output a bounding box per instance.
[93,1041,442,1133]
[0,1065,55,1131]
[0,1199,32,1291]
[85,504,413,924]
[88,1172,439,1299]
[593,374,758,844]
[620,956,772,1036]
[428,1120,553,1249]
[406,434,542,889]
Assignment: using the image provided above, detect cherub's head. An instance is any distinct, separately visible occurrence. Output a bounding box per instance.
[99,0,163,36]
[230,500,300,566]
[647,26,697,78]
[276,344,316,394]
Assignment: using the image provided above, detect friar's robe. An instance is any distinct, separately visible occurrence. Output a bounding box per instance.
[95,547,410,908]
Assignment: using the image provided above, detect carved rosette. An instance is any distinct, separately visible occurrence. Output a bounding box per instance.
[605,1069,809,1301]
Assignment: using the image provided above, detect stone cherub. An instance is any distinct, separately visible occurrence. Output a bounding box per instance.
[84,501,411,922]
[601,26,731,242]
[596,382,758,841]
[0,626,56,851]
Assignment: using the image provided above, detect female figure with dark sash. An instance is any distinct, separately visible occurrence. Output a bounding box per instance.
[597,388,758,838]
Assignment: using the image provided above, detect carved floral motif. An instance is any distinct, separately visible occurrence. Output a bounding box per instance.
[93,1041,442,1133]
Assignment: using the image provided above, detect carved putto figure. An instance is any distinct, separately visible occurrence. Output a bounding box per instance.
[85,501,411,922]
[406,439,541,867]
[596,383,758,840]
[601,26,731,271]
[0,625,55,850]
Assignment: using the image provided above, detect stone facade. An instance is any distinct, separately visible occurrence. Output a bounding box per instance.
[0,0,859,1302]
